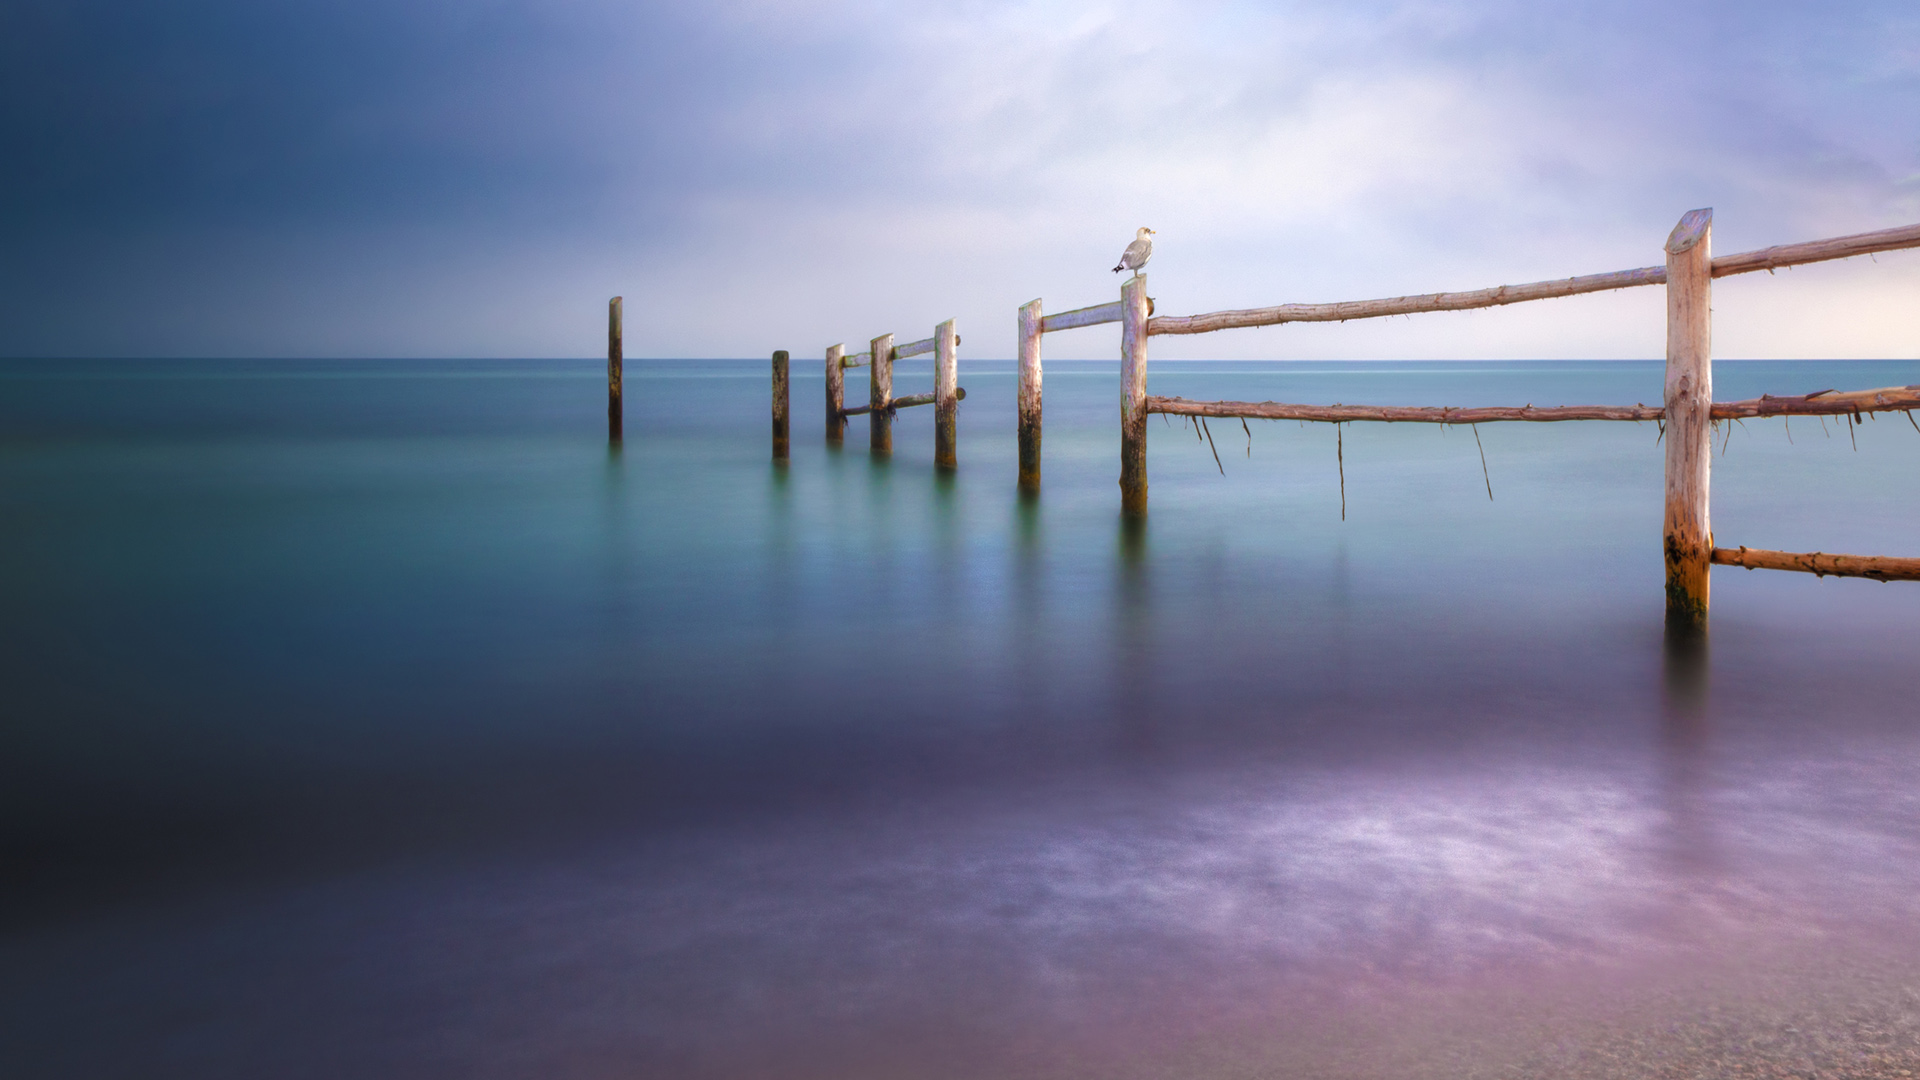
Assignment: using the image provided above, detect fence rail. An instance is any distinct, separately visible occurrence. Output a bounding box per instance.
[1143,385,1920,425]
[1145,221,1920,338]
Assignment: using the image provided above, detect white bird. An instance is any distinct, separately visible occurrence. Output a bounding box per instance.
[1112,227,1154,275]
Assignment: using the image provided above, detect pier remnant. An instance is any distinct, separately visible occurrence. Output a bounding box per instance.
[771,350,789,462]
[870,333,894,455]
[1663,209,1714,631]
[1119,275,1150,516]
[935,319,959,471]
[1018,300,1043,491]
[608,296,623,442]
[825,344,846,445]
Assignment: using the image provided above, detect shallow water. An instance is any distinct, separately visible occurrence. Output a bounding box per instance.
[3,357,1920,1078]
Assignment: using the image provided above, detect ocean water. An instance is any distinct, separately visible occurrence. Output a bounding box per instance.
[3,356,1920,1078]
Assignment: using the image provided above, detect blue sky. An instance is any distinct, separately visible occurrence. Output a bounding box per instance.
[3,0,1917,359]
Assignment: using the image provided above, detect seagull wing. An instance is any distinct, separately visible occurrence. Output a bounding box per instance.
[1121,236,1153,270]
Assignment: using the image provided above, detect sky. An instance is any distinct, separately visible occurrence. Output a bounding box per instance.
[2,0,1917,360]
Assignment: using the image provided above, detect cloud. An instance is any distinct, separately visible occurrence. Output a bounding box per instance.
[2,0,1916,357]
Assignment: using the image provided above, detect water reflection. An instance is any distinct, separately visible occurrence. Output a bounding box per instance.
[1111,515,1156,758]
[1659,627,1716,888]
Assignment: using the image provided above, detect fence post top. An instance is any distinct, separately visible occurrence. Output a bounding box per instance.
[1666,208,1713,255]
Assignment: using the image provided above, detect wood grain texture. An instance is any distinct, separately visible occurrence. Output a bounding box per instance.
[1711,222,1920,278]
[771,350,789,461]
[1145,397,1662,423]
[1711,385,1920,418]
[1145,266,1668,336]
[1119,276,1149,516]
[1712,546,1920,581]
[934,318,958,471]
[894,337,936,359]
[607,297,623,443]
[1040,301,1123,333]
[1664,209,1713,632]
[840,351,871,369]
[1018,299,1043,491]
[1141,220,1920,338]
[870,332,893,455]
[824,344,846,445]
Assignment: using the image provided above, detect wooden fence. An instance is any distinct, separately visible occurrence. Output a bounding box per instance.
[627,209,1919,632]
[1059,209,1920,630]
[811,321,965,469]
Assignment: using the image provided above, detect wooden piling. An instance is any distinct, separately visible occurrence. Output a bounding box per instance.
[825,344,846,444]
[1119,275,1149,516]
[870,332,894,455]
[935,319,958,471]
[1018,299,1042,491]
[608,297,623,442]
[771,350,789,461]
[1663,208,1714,632]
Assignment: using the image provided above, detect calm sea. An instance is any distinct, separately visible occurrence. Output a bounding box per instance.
[4,357,1920,1078]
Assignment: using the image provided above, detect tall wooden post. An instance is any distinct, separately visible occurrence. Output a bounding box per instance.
[1664,208,1713,632]
[825,343,846,445]
[934,319,958,471]
[607,296,623,442]
[771,350,789,462]
[1018,299,1043,491]
[870,332,894,455]
[1119,275,1150,515]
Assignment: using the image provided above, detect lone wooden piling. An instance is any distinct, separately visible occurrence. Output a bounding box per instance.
[771,350,789,462]
[935,319,958,471]
[1018,299,1042,491]
[825,344,846,445]
[1663,208,1714,632]
[1119,275,1150,516]
[608,297,623,442]
[870,333,894,455]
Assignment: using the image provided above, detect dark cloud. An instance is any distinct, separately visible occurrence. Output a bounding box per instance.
[1,1,1916,357]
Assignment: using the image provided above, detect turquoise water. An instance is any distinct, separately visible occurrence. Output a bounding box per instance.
[4,357,1920,1077]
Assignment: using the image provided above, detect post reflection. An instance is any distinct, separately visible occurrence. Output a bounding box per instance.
[1659,625,1717,896]
[1111,515,1157,757]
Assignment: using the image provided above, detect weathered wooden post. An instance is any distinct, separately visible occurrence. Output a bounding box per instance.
[934,319,959,471]
[825,343,846,445]
[608,296,623,442]
[870,332,894,455]
[771,349,789,462]
[1119,275,1150,515]
[1663,208,1713,632]
[1018,299,1043,491]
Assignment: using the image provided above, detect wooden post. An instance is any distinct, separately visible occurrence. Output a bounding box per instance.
[1018,299,1042,491]
[771,350,789,462]
[608,296,623,442]
[934,319,958,470]
[1119,275,1149,515]
[870,332,894,455]
[825,344,846,445]
[1664,208,1713,632]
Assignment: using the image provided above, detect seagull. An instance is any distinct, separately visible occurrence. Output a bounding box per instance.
[1112,227,1154,275]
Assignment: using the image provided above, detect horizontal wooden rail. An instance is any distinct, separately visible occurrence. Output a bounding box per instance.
[894,337,936,359]
[1709,384,1920,419]
[841,387,966,416]
[1146,221,1920,337]
[1711,223,1920,278]
[840,351,871,369]
[1145,396,1661,423]
[1713,546,1920,582]
[1145,384,1920,425]
[1040,301,1123,333]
